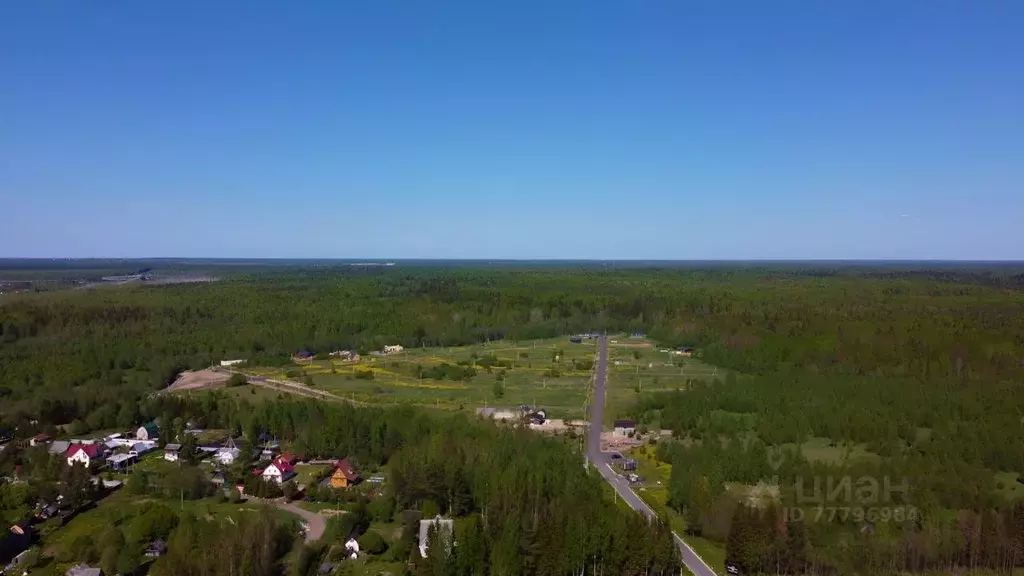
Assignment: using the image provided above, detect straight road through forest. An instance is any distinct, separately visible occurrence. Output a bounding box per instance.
[588,335,719,576]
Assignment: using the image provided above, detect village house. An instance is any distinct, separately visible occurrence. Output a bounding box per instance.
[215,446,240,466]
[613,419,636,437]
[66,444,107,468]
[330,458,360,489]
[48,440,71,455]
[131,442,156,457]
[136,422,159,441]
[418,515,455,558]
[262,456,296,484]
[220,359,246,367]
[106,452,136,472]
[164,444,182,462]
[29,433,52,446]
[292,350,314,363]
[382,344,404,355]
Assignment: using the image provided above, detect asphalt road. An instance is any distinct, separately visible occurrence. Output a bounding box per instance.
[274,500,327,543]
[588,336,719,576]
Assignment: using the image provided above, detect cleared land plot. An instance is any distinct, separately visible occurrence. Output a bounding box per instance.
[605,336,726,425]
[241,337,600,419]
[995,471,1024,502]
[166,369,229,392]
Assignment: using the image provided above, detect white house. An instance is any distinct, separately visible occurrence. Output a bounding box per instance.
[215,447,240,466]
[383,345,404,355]
[220,359,246,367]
[65,444,106,468]
[261,457,296,484]
[344,538,360,559]
[418,516,454,558]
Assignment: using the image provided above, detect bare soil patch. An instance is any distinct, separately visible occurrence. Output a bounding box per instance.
[166,369,230,392]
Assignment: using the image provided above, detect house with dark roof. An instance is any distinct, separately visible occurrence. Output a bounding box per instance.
[106,452,137,471]
[613,419,636,437]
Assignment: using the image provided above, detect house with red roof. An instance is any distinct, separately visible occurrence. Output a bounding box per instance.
[29,433,52,446]
[66,443,107,468]
[262,456,296,484]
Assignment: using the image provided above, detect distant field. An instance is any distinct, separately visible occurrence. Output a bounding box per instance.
[605,337,726,426]
[238,336,600,419]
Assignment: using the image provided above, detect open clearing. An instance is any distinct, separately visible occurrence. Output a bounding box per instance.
[166,369,229,392]
[238,336,603,418]
[181,335,727,423]
[605,337,726,425]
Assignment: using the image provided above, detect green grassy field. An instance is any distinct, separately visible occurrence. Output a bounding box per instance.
[295,463,331,486]
[604,337,725,426]
[995,471,1024,501]
[240,336,602,419]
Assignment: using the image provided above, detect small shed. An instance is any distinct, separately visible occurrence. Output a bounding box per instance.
[164,443,182,462]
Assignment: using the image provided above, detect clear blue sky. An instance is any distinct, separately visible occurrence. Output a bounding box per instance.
[2,2,1021,259]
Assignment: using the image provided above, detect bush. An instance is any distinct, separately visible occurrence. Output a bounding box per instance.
[368,496,394,522]
[285,369,302,378]
[127,503,180,544]
[227,373,248,387]
[421,499,440,518]
[282,481,298,502]
[358,530,388,555]
[354,369,375,381]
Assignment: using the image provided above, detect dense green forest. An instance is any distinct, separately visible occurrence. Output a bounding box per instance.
[2,264,1024,574]
[2,266,1022,431]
